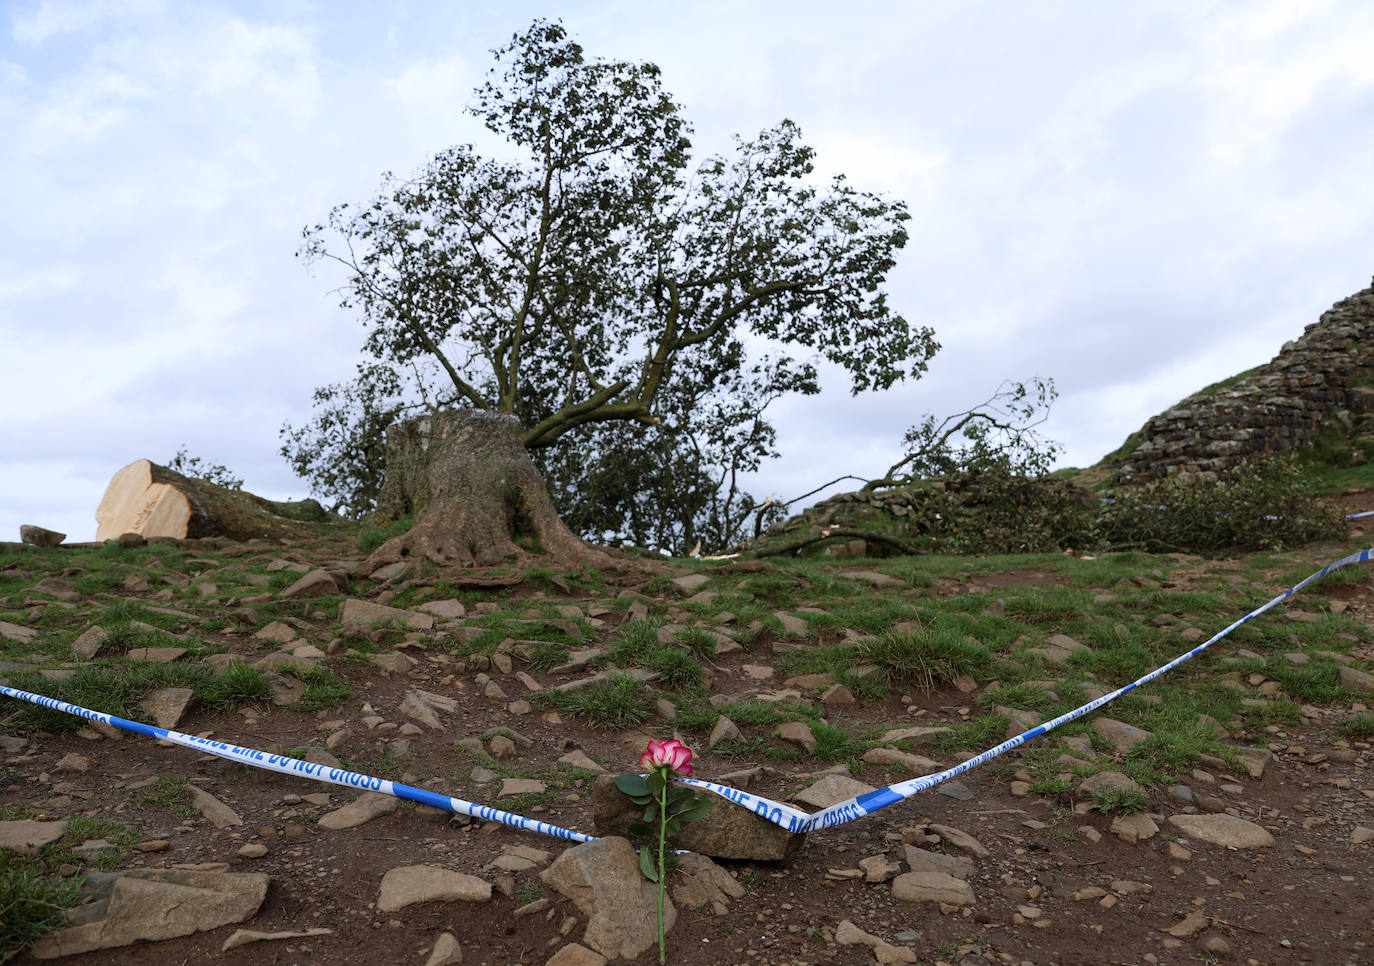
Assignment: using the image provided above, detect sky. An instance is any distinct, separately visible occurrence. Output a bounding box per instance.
[3,0,1373,544]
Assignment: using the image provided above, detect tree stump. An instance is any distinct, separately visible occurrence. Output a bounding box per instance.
[95,460,333,542]
[367,409,618,571]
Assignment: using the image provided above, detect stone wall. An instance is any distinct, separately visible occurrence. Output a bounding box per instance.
[1114,279,1374,484]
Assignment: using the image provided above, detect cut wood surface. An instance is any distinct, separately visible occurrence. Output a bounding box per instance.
[95,459,333,542]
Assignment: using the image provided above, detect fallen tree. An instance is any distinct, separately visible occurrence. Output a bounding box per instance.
[95,459,333,543]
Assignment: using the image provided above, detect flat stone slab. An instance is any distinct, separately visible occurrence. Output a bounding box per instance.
[222,927,334,951]
[189,784,243,828]
[418,599,467,619]
[339,598,434,630]
[31,869,270,958]
[0,621,39,645]
[377,865,492,911]
[792,774,877,809]
[0,819,67,856]
[1167,814,1275,849]
[318,791,399,830]
[124,647,187,663]
[891,868,974,906]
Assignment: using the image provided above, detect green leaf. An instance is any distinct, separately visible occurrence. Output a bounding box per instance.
[638,846,659,882]
[643,803,660,824]
[614,774,650,798]
[646,770,667,796]
[677,796,715,824]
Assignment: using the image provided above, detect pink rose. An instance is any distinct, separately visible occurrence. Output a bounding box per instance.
[640,738,693,777]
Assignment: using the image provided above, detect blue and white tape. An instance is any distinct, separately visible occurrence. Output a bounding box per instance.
[2,546,1371,842]
[0,686,594,844]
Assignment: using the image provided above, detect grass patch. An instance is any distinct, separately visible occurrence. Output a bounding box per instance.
[1336,713,1374,739]
[854,621,992,691]
[357,515,413,553]
[292,666,351,711]
[0,857,83,961]
[131,777,196,818]
[545,674,650,728]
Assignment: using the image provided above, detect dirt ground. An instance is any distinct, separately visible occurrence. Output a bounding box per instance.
[3,537,1372,966]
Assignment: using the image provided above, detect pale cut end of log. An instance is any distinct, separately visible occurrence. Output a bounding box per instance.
[96,459,193,541]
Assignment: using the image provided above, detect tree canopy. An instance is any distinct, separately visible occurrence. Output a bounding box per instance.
[289,19,936,553]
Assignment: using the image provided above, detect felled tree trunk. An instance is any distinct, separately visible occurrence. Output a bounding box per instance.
[96,459,332,542]
[367,409,616,572]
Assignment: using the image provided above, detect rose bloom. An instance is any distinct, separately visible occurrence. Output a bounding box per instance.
[640,738,693,777]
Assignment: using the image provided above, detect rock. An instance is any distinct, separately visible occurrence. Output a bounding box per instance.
[1077,771,1144,799]
[423,932,464,966]
[541,837,672,961]
[377,865,492,912]
[71,625,111,659]
[1352,826,1374,844]
[418,599,468,619]
[221,928,333,951]
[879,726,954,744]
[400,691,446,730]
[237,843,269,859]
[1168,911,1211,937]
[671,574,709,594]
[124,646,186,663]
[859,855,903,883]
[891,868,975,906]
[0,620,39,645]
[20,524,65,547]
[926,823,990,857]
[556,749,607,773]
[142,687,196,729]
[836,918,884,946]
[338,598,434,630]
[31,869,270,958]
[254,621,299,643]
[280,568,345,599]
[0,819,67,856]
[1092,717,1153,752]
[1110,812,1159,843]
[708,715,743,748]
[792,774,877,809]
[936,780,974,801]
[672,852,746,913]
[591,775,803,861]
[189,785,243,828]
[862,747,941,772]
[318,791,399,830]
[903,844,975,879]
[499,778,547,797]
[820,683,856,705]
[773,720,817,753]
[545,944,607,966]
[1338,665,1374,692]
[1167,813,1276,849]
[55,753,89,773]
[370,652,416,674]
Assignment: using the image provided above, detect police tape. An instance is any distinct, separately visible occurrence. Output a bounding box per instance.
[1,546,1371,843]
[675,544,1374,833]
[0,684,595,844]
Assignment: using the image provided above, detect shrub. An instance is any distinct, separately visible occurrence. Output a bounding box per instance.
[1096,458,1344,553]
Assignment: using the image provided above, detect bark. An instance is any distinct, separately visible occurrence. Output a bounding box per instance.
[366,409,620,573]
[95,459,333,542]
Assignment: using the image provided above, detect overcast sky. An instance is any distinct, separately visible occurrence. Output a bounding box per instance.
[3,0,1373,544]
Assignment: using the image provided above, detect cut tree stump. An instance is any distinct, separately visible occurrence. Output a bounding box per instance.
[95,459,333,543]
[365,409,621,573]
